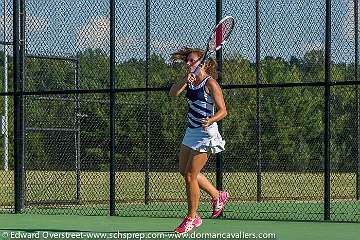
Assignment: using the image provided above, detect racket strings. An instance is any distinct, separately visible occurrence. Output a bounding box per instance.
[209,18,234,52]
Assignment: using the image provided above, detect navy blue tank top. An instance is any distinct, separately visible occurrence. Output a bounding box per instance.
[185,76,215,128]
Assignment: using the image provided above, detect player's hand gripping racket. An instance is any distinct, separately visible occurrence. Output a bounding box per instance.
[193,16,235,75]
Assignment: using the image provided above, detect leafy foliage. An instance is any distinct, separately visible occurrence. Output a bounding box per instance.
[0,48,358,172]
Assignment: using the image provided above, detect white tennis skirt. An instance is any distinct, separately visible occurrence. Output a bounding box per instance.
[181,123,225,154]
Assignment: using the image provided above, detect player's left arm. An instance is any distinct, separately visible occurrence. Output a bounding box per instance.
[202,78,227,127]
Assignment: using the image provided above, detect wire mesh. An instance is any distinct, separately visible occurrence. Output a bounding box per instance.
[26,0,110,90]
[0,0,13,213]
[0,95,13,213]
[23,94,109,215]
[0,0,359,222]
[330,85,360,221]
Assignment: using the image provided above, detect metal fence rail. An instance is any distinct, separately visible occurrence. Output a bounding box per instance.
[0,0,359,222]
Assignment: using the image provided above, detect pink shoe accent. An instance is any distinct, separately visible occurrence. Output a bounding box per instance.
[211,191,229,218]
[193,214,202,228]
[175,214,202,234]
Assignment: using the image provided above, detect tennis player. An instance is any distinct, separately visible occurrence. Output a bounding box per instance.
[170,47,229,234]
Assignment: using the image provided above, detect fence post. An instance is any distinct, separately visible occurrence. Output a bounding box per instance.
[14,0,25,213]
[109,0,116,216]
[75,56,81,203]
[215,0,223,192]
[3,0,9,172]
[144,0,151,205]
[354,0,360,201]
[324,0,331,221]
[255,0,262,203]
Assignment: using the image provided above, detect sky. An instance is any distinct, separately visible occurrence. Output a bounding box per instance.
[0,0,358,63]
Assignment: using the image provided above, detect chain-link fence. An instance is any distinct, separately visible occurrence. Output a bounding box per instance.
[0,0,359,222]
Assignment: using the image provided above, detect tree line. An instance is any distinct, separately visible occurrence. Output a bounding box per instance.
[0,48,358,172]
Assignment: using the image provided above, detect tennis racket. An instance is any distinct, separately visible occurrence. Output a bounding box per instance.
[193,16,235,75]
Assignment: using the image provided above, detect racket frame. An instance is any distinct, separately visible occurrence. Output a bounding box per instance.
[199,16,235,67]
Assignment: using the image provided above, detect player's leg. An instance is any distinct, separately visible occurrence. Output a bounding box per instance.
[197,173,219,199]
[184,150,208,219]
[179,147,228,219]
[175,146,204,233]
[179,145,219,199]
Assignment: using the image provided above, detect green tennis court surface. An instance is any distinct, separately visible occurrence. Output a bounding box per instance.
[0,214,359,240]
[4,200,358,222]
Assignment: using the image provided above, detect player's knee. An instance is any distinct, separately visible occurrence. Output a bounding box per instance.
[185,172,197,182]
